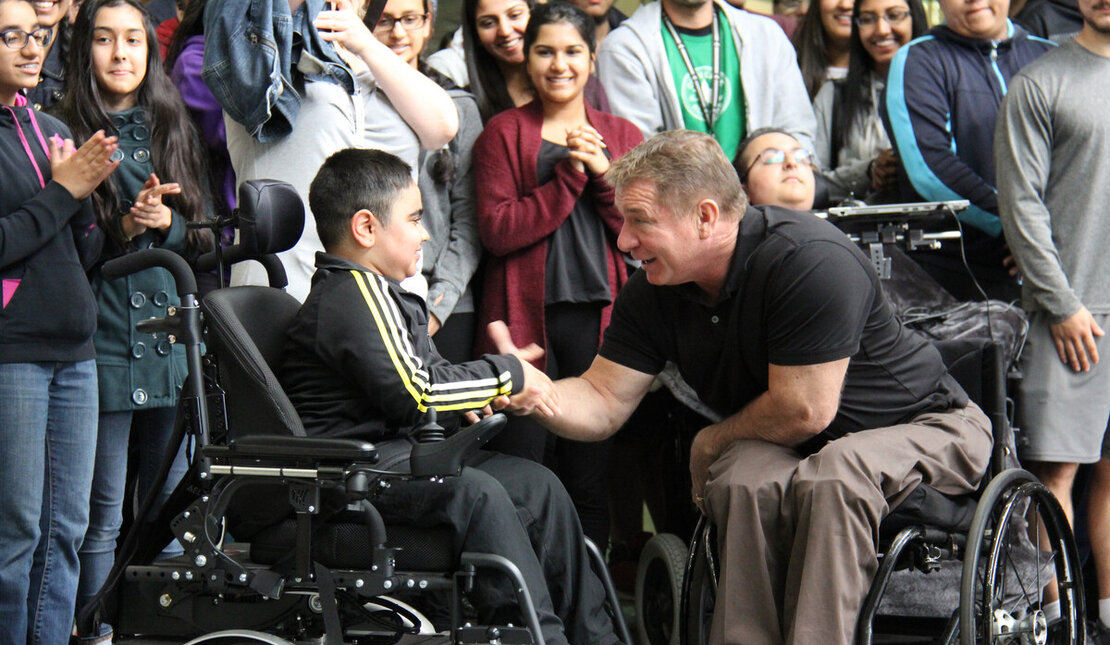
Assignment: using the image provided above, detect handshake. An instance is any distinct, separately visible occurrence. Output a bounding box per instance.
[486,321,562,419]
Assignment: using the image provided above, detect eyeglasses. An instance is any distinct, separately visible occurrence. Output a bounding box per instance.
[0,27,52,50]
[373,13,429,33]
[742,147,815,180]
[855,9,912,27]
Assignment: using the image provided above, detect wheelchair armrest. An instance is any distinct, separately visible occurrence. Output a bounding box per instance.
[410,413,506,477]
[204,435,379,465]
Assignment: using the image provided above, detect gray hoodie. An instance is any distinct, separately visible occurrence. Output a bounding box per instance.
[597,0,816,155]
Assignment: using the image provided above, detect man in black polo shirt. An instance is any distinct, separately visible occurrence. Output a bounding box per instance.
[491,130,993,645]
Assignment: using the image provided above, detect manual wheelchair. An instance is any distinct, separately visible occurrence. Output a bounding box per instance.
[633,202,1086,645]
[78,179,631,645]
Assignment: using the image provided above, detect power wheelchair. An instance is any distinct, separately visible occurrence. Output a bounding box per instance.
[78,179,632,645]
[633,203,1086,645]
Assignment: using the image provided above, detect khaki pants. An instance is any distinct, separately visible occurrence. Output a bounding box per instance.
[703,404,992,645]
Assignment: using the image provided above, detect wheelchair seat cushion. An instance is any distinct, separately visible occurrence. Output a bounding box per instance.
[249,515,457,573]
[880,482,977,537]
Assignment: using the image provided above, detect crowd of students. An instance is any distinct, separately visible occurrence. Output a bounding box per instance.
[0,0,1101,641]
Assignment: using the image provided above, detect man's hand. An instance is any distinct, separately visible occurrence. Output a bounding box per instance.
[1050,307,1104,372]
[496,361,561,417]
[428,313,442,336]
[689,425,720,515]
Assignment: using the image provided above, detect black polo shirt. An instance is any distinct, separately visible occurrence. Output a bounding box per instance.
[600,206,966,452]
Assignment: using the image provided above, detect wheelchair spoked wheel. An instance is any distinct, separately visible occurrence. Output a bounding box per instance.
[679,516,717,645]
[960,469,1085,645]
[636,532,689,645]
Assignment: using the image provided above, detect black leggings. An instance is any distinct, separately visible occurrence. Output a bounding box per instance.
[487,302,615,548]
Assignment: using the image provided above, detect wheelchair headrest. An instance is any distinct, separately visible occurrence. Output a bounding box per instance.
[236,179,305,257]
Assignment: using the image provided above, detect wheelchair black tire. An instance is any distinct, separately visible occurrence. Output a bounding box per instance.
[636,532,689,645]
[679,517,717,645]
[959,468,1085,645]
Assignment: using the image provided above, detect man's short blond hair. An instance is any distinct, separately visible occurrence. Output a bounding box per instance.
[607,130,747,220]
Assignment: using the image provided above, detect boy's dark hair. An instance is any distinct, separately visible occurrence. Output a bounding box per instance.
[309,149,414,251]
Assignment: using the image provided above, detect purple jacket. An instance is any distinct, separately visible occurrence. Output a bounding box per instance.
[172,35,237,215]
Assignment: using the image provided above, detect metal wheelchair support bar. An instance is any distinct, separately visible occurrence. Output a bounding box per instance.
[856,525,927,645]
[456,552,544,645]
[584,536,634,645]
[208,465,321,478]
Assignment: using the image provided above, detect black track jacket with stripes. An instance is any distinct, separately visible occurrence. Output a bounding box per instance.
[280,253,524,440]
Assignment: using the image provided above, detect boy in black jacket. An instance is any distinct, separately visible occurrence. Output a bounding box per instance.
[279,148,624,645]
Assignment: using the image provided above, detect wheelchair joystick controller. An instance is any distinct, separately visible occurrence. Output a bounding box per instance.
[410,410,507,477]
[415,409,446,443]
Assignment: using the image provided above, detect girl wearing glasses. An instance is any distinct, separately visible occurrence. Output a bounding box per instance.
[0,0,120,642]
[472,2,641,547]
[812,0,927,204]
[53,1,215,641]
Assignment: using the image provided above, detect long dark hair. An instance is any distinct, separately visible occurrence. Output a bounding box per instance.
[462,0,534,123]
[831,0,926,155]
[792,0,839,100]
[164,0,204,73]
[56,0,212,253]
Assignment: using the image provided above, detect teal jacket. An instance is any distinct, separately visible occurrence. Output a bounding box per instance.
[90,107,188,412]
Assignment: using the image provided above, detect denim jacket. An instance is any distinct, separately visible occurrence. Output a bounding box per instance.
[203,0,356,143]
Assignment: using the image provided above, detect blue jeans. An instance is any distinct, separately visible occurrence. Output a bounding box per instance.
[76,406,187,638]
[0,361,97,645]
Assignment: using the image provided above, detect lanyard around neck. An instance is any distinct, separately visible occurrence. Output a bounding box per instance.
[3,105,50,189]
[662,8,721,130]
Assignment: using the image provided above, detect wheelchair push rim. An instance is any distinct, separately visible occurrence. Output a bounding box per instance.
[959,468,1085,645]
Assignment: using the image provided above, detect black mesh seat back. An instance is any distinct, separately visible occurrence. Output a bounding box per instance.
[202,286,305,539]
[250,515,456,572]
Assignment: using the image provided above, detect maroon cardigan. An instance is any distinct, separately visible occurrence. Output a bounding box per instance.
[472,99,643,369]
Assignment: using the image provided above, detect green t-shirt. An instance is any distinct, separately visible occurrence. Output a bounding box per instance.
[662,9,745,159]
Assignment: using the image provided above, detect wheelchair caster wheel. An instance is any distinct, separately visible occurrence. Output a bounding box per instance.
[636,533,688,645]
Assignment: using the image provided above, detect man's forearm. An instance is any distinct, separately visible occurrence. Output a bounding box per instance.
[701,390,830,456]
[533,376,630,442]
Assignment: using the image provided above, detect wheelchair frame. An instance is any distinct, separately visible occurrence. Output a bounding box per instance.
[635,339,1085,645]
[80,180,633,645]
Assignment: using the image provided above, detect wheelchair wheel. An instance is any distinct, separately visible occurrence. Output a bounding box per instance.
[680,517,717,645]
[960,469,1084,645]
[636,532,689,645]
